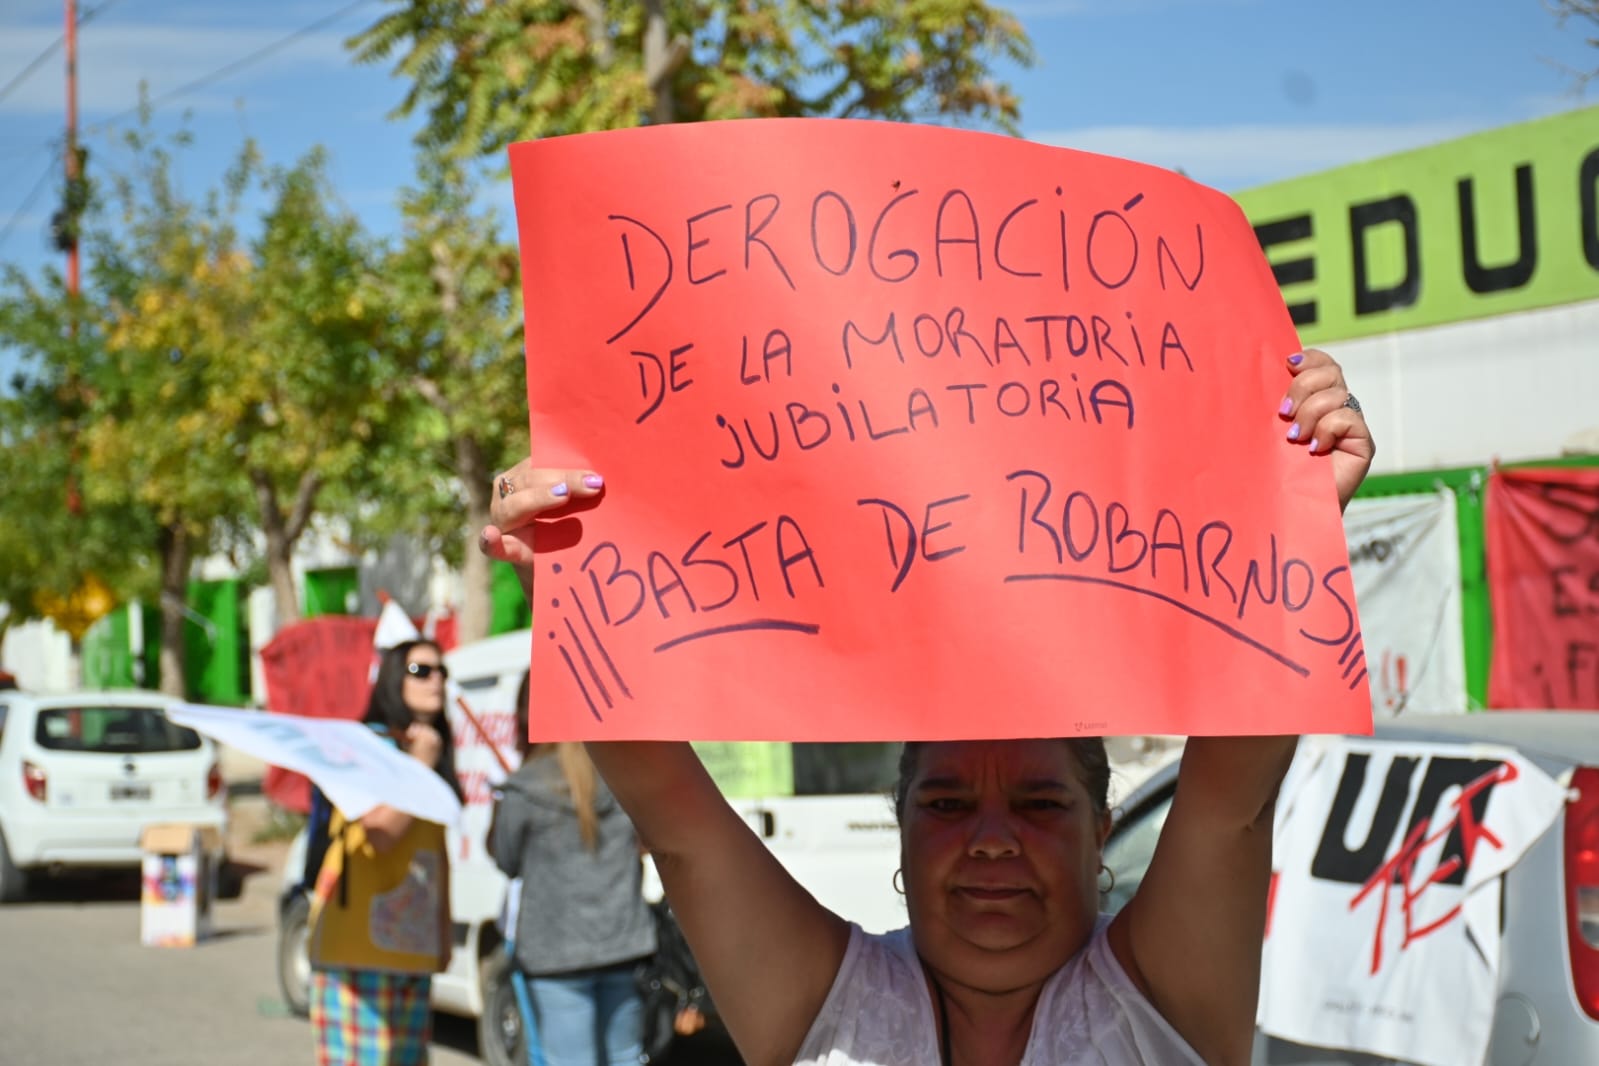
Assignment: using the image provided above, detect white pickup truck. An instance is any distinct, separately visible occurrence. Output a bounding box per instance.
[275,629,908,1065]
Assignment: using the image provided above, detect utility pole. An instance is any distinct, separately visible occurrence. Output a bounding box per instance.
[63,0,80,295]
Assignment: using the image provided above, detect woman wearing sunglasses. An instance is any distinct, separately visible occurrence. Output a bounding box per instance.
[306,638,465,1066]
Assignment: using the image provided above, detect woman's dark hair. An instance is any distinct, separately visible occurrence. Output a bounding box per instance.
[365,639,464,800]
[892,738,1111,823]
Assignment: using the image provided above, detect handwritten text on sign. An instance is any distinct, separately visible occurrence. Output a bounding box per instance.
[509,119,1372,741]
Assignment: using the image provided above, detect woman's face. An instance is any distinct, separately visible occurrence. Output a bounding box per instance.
[401,644,447,720]
[900,740,1110,993]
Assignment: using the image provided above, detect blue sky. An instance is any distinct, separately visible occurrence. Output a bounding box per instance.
[0,0,1593,296]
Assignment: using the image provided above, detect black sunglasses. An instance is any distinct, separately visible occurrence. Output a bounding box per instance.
[405,661,448,681]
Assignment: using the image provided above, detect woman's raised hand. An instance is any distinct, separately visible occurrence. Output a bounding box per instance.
[404,722,444,770]
[1278,348,1375,512]
[478,459,606,570]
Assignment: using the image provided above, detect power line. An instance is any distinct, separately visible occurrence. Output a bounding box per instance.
[0,151,61,255]
[86,0,379,135]
[0,0,124,108]
[2,0,378,255]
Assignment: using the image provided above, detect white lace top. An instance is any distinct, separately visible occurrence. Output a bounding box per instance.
[794,916,1206,1066]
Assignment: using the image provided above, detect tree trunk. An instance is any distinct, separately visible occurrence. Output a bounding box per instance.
[455,434,494,645]
[251,467,321,632]
[642,0,689,124]
[156,522,192,697]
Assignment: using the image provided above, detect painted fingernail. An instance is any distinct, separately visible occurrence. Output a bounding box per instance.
[1278,397,1293,416]
[1287,424,1301,442]
[551,483,570,498]
[1288,352,1305,366]
[1308,438,1320,454]
[582,474,604,490]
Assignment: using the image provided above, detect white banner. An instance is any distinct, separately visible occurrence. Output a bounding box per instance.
[1259,737,1566,1066]
[171,703,462,826]
[1344,491,1468,715]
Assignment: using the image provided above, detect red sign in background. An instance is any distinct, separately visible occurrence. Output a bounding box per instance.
[257,616,377,812]
[1486,466,1599,709]
[510,118,1372,741]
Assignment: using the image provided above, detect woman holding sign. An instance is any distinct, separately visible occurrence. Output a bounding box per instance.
[480,348,1373,1066]
[307,639,462,1066]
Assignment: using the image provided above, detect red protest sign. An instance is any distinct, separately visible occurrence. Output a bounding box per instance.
[259,615,379,811]
[509,119,1371,741]
[1486,467,1599,709]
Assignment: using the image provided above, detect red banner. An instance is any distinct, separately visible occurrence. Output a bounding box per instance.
[258,616,379,811]
[1486,467,1599,709]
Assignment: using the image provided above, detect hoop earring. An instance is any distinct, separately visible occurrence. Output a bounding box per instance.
[892,868,905,896]
[1098,864,1116,895]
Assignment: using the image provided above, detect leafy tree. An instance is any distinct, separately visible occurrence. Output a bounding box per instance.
[365,153,529,643]
[0,292,160,647]
[76,131,260,694]
[0,118,274,693]
[225,149,390,628]
[349,0,1032,156]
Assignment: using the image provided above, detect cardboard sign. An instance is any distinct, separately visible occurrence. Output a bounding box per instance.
[1260,737,1566,1066]
[1486,466,1599,708]
[510,119,1372,740]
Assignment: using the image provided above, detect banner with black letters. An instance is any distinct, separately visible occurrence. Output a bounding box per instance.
[1258,736,1566,1066]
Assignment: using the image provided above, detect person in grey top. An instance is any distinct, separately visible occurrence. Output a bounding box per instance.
[490,672,657,1066]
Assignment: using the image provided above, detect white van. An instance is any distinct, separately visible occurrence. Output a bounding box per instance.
[276,629,906,1065]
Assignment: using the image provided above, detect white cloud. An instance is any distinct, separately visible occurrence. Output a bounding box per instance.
[0,23,351,116]
[1029,118,1501,190]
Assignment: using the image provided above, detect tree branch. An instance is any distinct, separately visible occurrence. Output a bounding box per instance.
[571,0,615,68]
[642,0,691,124]
[413,374,453,417]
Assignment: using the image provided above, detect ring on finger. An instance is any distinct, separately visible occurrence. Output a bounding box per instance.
[1342,393,1362,415]
[497,475,515,500]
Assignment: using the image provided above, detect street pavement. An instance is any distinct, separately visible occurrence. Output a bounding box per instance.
[0,794,740,1066]
[0,800,482,1066]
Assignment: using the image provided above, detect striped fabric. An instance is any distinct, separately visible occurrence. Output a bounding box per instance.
[310,969,433,1065]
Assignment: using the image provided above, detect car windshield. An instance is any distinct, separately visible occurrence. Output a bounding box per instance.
[1103,790,1174,915]
[34,706,203,754]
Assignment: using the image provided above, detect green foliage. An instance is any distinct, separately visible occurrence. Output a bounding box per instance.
[348,0,1033,159]
[223,150,394,621]
[0,307,160,632]
[358,152,529,565]
[0,114,398,672]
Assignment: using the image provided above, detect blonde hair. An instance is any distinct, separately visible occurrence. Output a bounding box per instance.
[527,741,600,852]
[516,671,599,851]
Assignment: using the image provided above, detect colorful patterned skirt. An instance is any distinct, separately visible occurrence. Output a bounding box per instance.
[311,969,433,1066]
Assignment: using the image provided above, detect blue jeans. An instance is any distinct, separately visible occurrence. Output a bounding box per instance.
[524,962,645,1066]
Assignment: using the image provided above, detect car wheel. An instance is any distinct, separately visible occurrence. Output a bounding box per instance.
[478,950,527,1066]
[0,830,26,904]
[277,892,312,1017]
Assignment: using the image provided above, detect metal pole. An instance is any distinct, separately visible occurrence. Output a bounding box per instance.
[65,0,80,295]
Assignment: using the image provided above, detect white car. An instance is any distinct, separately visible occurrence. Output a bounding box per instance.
[0,689,229,902]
